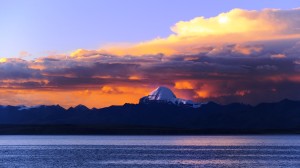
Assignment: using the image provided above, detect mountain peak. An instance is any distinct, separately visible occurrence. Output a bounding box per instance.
[139,86,201,108]
[148,86,177,101]
[73,104,89,111]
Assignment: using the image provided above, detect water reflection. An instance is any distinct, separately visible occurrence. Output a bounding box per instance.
[0,135,299,146]
[0,136,299,167]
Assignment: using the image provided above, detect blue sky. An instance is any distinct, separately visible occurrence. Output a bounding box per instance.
[0,0,299,59]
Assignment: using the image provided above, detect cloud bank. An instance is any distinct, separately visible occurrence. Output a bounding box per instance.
[1,8,300,107]
[99,8,300,56]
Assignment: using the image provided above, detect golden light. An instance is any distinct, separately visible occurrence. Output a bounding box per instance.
[218,15,229,24]
[195,90,209,98]
[128,76,141,80]
[0,58,7,63]
[174,81,193,89]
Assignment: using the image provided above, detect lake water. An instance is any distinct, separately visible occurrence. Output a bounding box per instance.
[0,135,299,167]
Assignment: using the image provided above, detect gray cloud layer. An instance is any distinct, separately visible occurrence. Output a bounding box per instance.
[0,39,300,104]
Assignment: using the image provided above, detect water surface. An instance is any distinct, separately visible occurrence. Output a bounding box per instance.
[0,135,299,167]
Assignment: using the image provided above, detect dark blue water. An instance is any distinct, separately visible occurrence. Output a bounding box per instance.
[0,135,299,167]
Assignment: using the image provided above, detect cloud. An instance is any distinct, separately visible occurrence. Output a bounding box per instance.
[206,44,264,56]
[70,49,100,58]
[99,8,300,56]
[19,51,31,58]
[0,58,7,63]
[271,53,286,59]
[0,59,42,80]
[1,48,300,106]
[174,81,194,90]
[0,8,300,107]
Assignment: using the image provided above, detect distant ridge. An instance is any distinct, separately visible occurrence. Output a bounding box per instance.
[0,98,300,134]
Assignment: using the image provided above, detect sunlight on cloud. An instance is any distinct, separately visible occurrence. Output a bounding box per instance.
[174,81,194,89]
[101,8,300,56]
[218,15,229,24]
[0,58,7,63]
[171,9,280,37]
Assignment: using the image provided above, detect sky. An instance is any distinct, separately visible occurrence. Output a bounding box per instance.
[1,0,299,58]
[0,1,300,107]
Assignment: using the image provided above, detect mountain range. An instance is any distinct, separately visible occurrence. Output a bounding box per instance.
[0,87,300,134]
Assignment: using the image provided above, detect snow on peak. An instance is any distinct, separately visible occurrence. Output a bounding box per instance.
[18,105,42,111]
[139,86,202,108]
[148,86,176,101]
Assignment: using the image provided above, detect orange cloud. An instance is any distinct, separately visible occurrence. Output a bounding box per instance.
[195,90,210,98]
[128,76,142,81]
[174,81,194,89]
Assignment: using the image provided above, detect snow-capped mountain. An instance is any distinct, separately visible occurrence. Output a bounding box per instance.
[139,86,202,108]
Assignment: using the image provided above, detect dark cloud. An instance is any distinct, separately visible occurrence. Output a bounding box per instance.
[0,39,300,104]
[0,60,42,80]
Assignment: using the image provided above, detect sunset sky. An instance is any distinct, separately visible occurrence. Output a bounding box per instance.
[0,1,300,108]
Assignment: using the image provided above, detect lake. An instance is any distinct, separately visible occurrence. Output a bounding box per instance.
[0,135,299,167]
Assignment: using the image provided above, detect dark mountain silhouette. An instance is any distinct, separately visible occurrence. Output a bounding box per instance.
[0,99,300,134]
